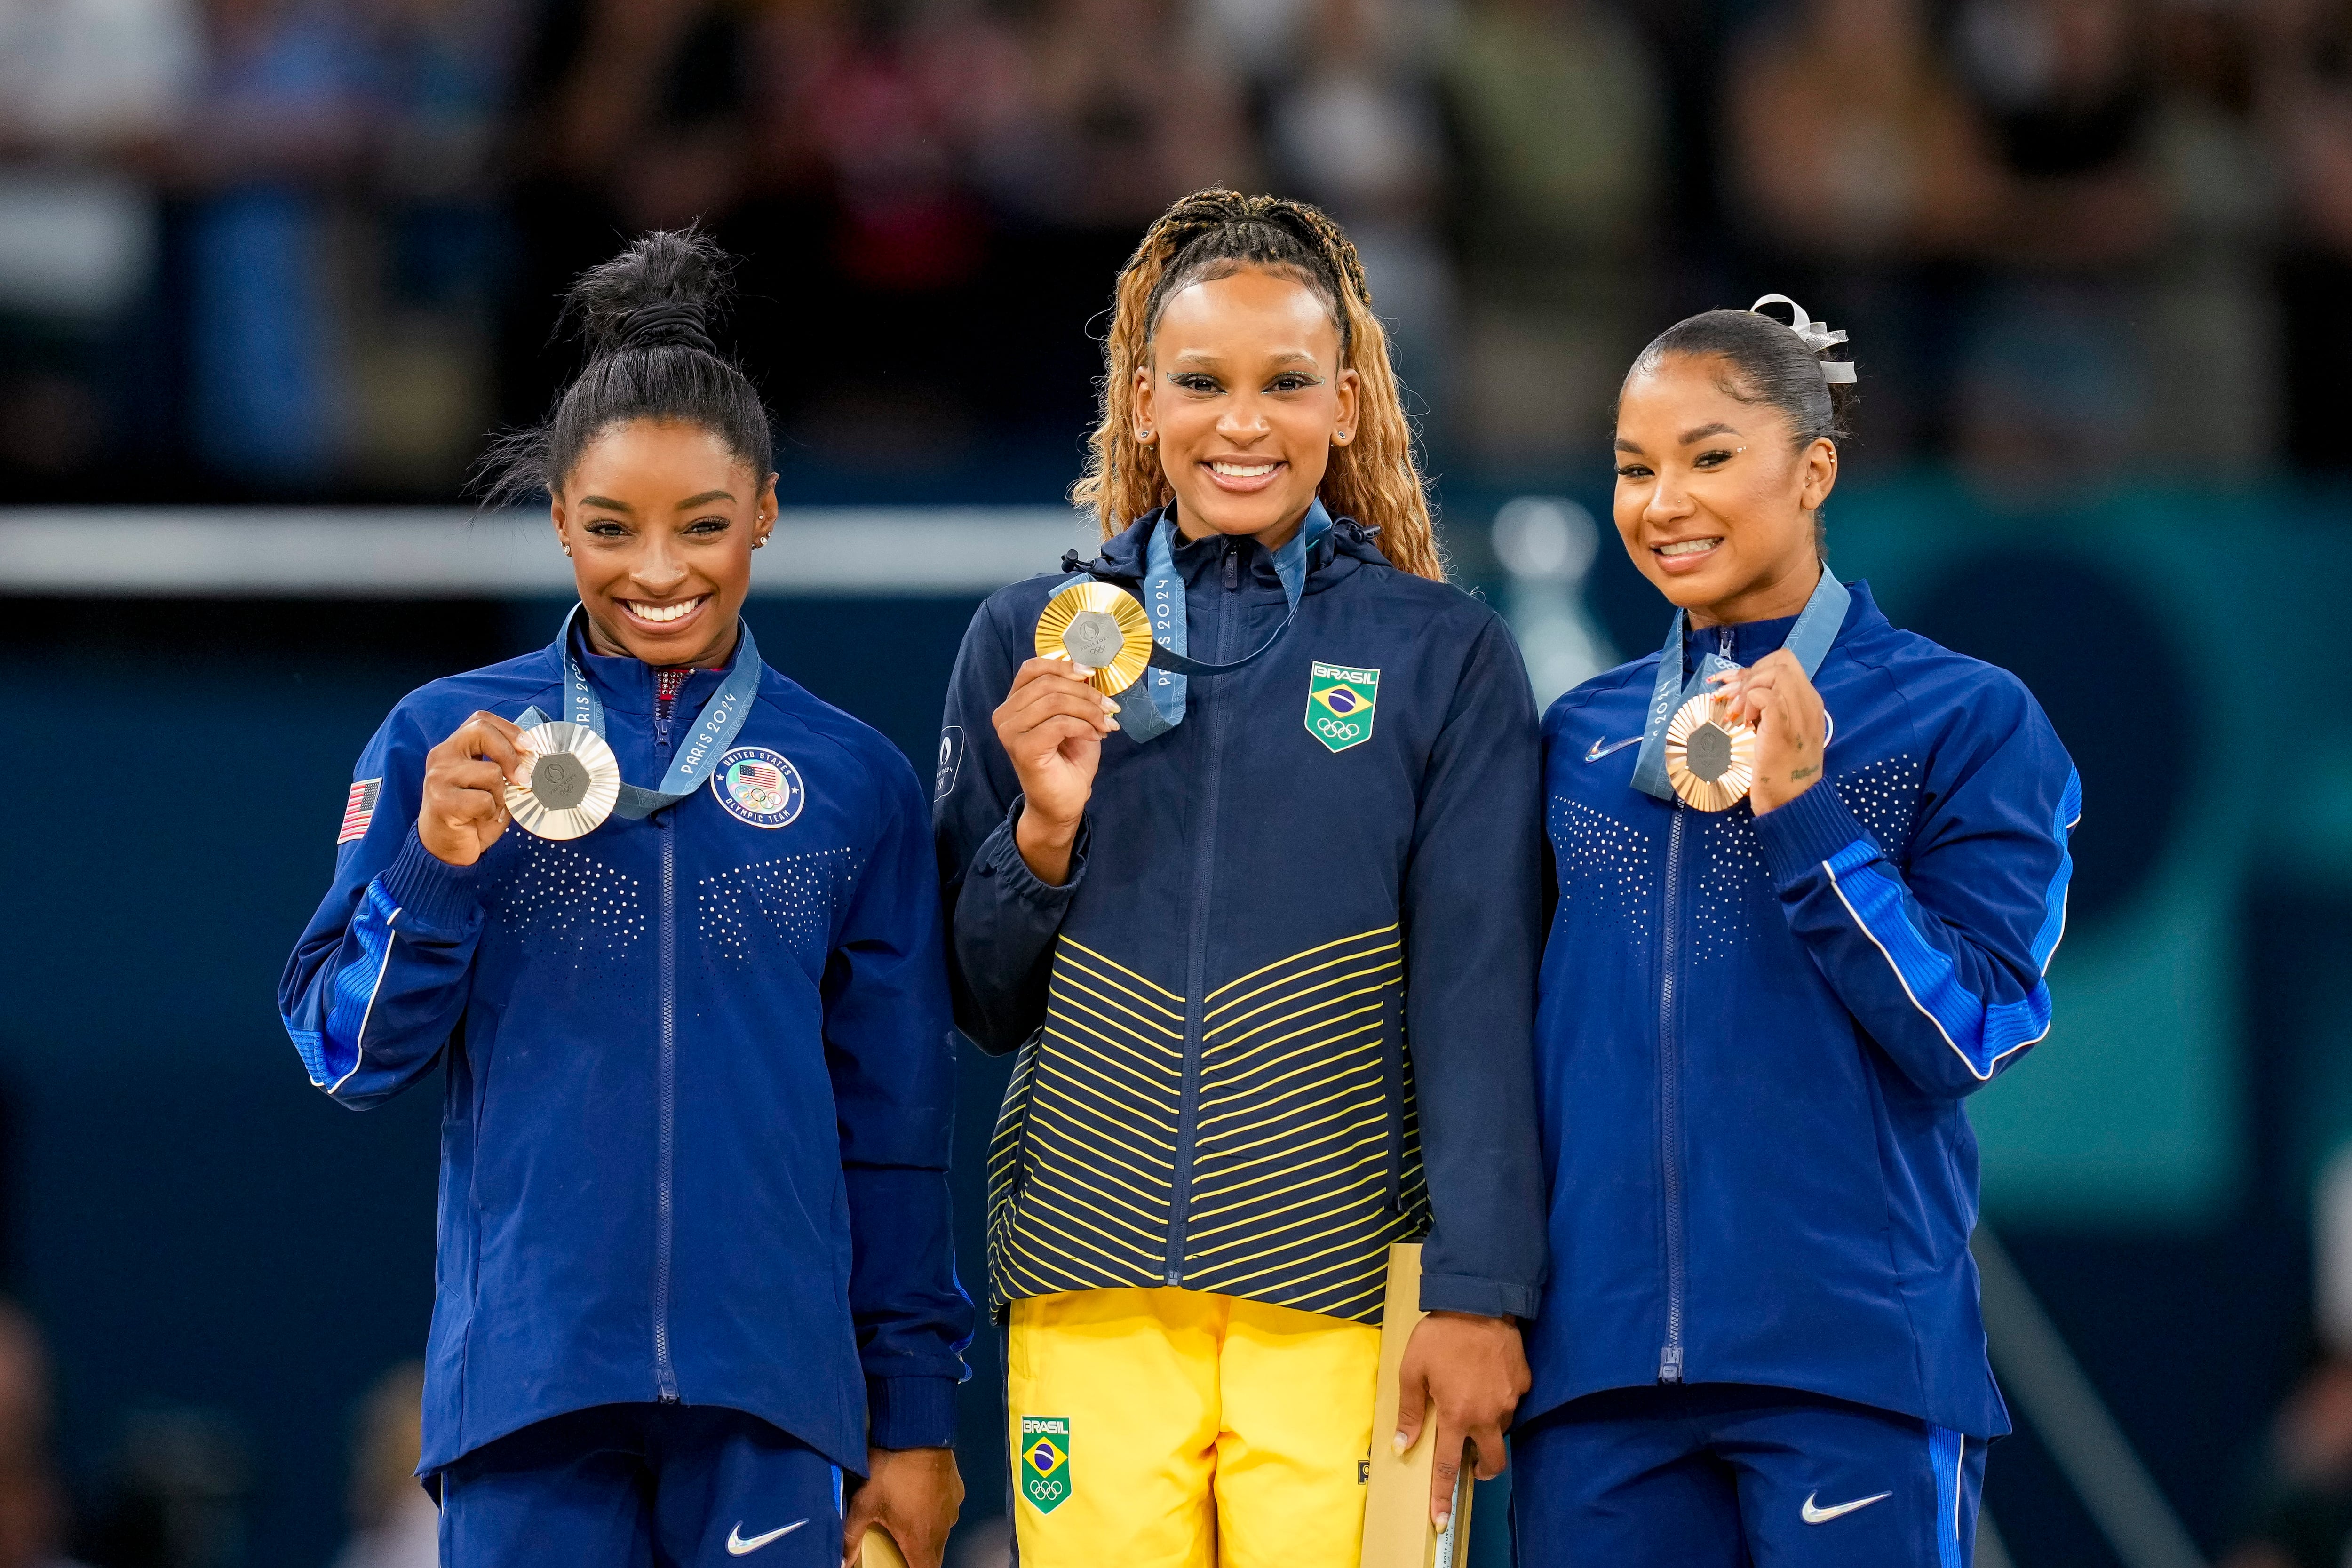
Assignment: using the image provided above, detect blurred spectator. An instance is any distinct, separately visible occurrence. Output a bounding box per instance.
[1259,0,1451,417]
[1439,0,1662,467]
[0,0,197,482]
[0,1302,89,1568]
[2265,0,2352,470]
[325,1364,432,1568]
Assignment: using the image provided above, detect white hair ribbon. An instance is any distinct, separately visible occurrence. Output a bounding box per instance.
[1751,293,1858,383]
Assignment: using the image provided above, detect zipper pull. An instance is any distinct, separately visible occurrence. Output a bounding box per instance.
[1658,1345,1684,1383]
[1223,541,1239,590]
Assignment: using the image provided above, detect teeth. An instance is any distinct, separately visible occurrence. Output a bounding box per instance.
[627,597,705,623]
[1657,540,1720,557]
[1211,461,1278,478]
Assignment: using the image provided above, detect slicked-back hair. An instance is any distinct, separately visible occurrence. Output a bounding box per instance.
[476,225,771,506]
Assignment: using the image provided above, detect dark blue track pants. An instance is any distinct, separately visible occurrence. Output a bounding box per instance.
[436,1403,843,1568]
[1511,1384,1986,1568]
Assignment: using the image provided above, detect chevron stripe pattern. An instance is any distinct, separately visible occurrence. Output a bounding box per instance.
[987,926,1428,1325]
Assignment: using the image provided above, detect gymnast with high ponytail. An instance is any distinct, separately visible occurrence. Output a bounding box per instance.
[934,190,1549,1568]
[281,229,971,1568]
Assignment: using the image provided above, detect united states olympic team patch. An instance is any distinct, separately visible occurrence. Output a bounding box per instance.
[711,747,805,828]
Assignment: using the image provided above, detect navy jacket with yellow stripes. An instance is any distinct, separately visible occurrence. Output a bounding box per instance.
[933,509,1549,1325]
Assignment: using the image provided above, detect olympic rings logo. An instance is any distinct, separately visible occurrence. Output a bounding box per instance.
[1315,716,1364,740]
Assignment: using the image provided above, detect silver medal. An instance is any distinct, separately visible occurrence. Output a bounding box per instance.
[506,721,621,840]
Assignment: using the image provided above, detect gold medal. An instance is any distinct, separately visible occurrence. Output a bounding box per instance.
[505,721,621,840]
[1663,691,1755,812]
[1035,581,1153,695]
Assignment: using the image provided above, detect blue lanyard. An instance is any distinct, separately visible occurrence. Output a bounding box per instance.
[1114,500,1332,744]
[518,605,764,819]
[1629,571,1851,804]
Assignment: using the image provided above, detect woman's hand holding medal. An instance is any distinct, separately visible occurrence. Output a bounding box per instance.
[993,658,1120,886]
[419,711,527,866]
[1708,649,1827,815]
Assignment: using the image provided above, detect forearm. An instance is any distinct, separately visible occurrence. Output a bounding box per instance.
[945,804,1086,1055]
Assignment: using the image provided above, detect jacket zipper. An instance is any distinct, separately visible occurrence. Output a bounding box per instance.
[653,699,681,1402]
[1658,625,1729,1382]
[1164,539,1240,1285]
[1658,798,1687,1383]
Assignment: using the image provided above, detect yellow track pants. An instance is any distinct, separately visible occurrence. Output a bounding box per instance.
[1006,1288,1380,1568]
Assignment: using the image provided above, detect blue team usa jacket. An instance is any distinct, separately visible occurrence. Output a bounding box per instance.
[1527,581,2077,1439]
[279,626,972,1475]
[936,511,1549,1325]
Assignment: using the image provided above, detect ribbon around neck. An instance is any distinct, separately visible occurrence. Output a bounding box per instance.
[515,605,763,819]
[1094,500,1332,744]
[1628,571,1852,805]
[1751,293,1857,384]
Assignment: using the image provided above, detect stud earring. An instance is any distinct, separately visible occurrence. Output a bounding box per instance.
[1137,430,1155,445]
[754,535,768,549]
[562,544,572,557]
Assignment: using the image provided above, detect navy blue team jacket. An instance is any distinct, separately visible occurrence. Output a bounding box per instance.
[280,628,972,1475]
[1526,581,2078,1439]
[935,511,1549,1325]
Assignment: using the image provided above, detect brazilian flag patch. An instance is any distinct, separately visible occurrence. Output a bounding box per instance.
[1019,1416,1072,1513]
[1306,661,1380,753]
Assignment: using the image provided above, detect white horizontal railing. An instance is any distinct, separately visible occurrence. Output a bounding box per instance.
[0,508,1097,597]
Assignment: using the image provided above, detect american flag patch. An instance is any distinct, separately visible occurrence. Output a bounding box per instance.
[338,779,381,845]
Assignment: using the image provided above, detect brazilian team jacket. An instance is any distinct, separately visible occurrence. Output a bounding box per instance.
[934,510,1549,1325]
[278,629,972,1475]
[1524,581,2078,1438]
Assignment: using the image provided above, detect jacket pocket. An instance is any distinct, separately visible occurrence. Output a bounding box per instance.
[984,1032,1043,1313]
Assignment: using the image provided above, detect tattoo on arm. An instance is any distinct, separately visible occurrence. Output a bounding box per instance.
[1790,765,1819,781]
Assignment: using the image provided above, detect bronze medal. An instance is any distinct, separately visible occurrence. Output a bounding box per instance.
[1662,691,1755,812]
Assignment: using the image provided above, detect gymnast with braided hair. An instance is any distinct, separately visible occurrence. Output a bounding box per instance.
[933,189,1548,1568]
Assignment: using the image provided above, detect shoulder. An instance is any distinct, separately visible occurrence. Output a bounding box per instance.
[1842,621,2043,735]
[750,669,924,807]
[377,648,565,754]
[1544,653,1657,730]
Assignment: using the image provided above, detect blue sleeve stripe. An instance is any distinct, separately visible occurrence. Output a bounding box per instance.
[1930,1427,1965,1568]
[1823,849,2056,1082]
[317,880,402,1093]
[2025,767,2082,973]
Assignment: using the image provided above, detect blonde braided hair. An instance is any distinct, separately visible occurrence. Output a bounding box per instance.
[1070,189,1444,582]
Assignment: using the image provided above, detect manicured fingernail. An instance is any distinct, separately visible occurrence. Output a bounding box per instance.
[1392,1430,1410,1455]
[1105,701,1121,714]
[1435,1511,1451,1532]
[1073,663,1095,677]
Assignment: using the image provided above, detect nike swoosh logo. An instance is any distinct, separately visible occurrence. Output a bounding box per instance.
[727,1520,808,1555]
[1801,1491,1892,1524]
[1584,735,1641,762]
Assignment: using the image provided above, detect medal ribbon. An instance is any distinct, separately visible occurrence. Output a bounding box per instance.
[516,605,763,819]
[1629,571,1851,804]
[1111,499,1332,744]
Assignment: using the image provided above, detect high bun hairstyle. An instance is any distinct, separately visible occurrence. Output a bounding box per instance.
[1073,189,1444,582]
[1623,294,1858,451]
[476,226,773,507]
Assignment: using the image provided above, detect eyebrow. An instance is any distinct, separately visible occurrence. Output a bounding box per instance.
[577,495,632,511]
[676,490,734,508]
[1614,438,1644,453]
[1680,422,1740,444]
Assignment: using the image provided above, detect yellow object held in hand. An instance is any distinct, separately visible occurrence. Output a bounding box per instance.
[1034,581,1154,695]
[860,1527,909,1568]
[1360,1243,1474,1568]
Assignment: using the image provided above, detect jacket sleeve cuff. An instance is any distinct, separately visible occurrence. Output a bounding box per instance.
[972,800,1089,907]
[1418,1272,1542,1321]
[377,828,491,934]
[1753,780,1876,892]
[867,1375,960,1450]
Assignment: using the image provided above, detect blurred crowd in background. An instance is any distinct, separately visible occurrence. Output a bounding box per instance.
[5,0,2352,501]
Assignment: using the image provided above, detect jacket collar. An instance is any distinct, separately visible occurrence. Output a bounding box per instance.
[1677,578,1886,668]
[1067,503,1386,585]
[559,609,747,717]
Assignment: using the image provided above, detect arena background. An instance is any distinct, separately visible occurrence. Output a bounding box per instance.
[1,0,2348,1563]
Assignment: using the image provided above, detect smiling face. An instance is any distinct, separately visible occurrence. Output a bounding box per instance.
[551,418,777,666]
[1134,266,1359,549]
[1612,353,1837,627]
